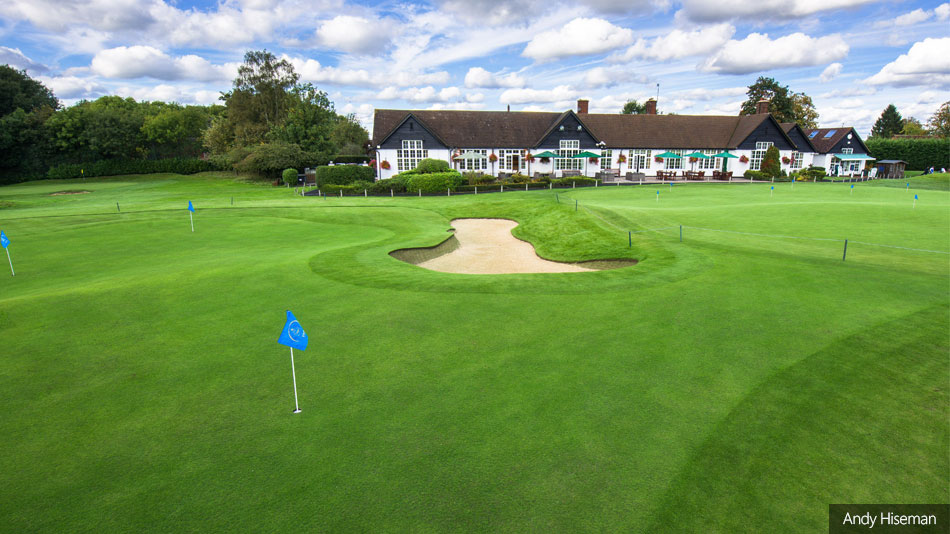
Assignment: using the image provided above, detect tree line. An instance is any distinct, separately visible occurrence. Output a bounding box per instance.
[0,50,370,184]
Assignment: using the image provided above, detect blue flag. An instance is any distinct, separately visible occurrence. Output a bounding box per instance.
[0,230,8,249]
[188,201,195,212]
[771,186,774,190]
[278,310,308,351]
[851,184,854,189]
[915,194,918,200]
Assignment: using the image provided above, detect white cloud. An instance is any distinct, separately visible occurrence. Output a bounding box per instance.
[892,8,930,26]
[499,85,578,104]
[937,3,950,20]
[671,87,747,101]
[582,66,650,88]
[702,33,849,74]
[287,57,448,88]
[427,102,486,110]
[678,0,877,23]
[316,15,392,55]
[0,46,48,73]
[90,46,237,82]
[36,75,106,99]
[864,38,950,88]
[820,62,843,82]
[817,87,876,98]
[610,24,734,62]
[522,18,634,61]
[464,67,525,89]
[376,85,468,103]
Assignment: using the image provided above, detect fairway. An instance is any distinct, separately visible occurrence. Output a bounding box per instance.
[1,174,947,532]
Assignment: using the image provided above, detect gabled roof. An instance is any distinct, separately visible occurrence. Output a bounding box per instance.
[802,127,868,154]
[781,122,818,152]
[373,109,799,150]
[373,109,562,148]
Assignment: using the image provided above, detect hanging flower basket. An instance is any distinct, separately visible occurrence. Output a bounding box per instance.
[739,155,749,163]
[588,157,599,164]
[369,159,376,167]
[781,156,791,164]
[540,157,550,163]
[617,154,627,164]
[525,153,535,162]
[488,153,498,162]
[689,157,698,163]
[654,156,664,163]
[380,160,391,169]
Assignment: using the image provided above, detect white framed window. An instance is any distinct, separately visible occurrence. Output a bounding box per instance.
[556,140,582,170]
[630,149,651,170]
[457,149,487,171]
[790,151,803,169]
[499,149,527,171]
[698,149,721,170]
[750,142,773,171]
[397,140,427,172]
[841,148,853,154]
[666,149,684,170]
[600,149,612,169]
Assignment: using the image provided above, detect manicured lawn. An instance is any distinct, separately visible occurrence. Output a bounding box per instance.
[1,173,947,532]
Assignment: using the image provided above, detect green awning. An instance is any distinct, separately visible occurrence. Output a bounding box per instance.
[533,151,559,158]
[832,154,875,161]
[711,152,738,158]
[454,151,487,160]
[572,151,602,158]
[655,151,681,158]
[683,152,710,159]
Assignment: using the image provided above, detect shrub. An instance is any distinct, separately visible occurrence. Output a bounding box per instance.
[320,184,361,195]
[508,173,531,183]
[405,171,464,193]
[282,168,298,185]
[801,166,826,181]
[46,158,226,180]
[760,146,781,178]
[414,158,452,174]
[367,175,409,194]
[743,170,767,181]
[233,143,320,179]
[314,165,375,185]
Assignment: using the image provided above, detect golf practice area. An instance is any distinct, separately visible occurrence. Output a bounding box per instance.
[1,172,947,532]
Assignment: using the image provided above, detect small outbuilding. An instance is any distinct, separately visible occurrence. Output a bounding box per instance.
[876,160,907,179]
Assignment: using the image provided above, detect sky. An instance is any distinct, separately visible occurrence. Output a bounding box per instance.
[0,0,948,138]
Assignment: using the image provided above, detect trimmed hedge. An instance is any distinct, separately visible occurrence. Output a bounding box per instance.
[331,155,370,164]
[866,138,949,170]
[368,175,408,194]
[551,177,600,187]
[414,158,452,174]
[47,158,226,180]
[405,171,464,193]
[315,165,375,185]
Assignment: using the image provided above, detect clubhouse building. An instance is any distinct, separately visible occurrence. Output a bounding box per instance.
[371,99,871,180]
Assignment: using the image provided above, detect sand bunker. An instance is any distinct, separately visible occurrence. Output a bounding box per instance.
[391,218,636,274]
[50,190,91,196]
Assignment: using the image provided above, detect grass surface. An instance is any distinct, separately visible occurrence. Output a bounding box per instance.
[1,172,947,532]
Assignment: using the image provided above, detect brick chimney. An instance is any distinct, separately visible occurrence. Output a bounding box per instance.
[645,98,657,115]
[756,99,770,115]
[577,99,589,114]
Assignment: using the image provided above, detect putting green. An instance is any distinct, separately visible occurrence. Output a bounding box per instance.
[0,173,946,532]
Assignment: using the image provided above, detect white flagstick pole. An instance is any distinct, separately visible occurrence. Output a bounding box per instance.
[290,347,301,413]
[5,247,13,276]
[190,211,194,232]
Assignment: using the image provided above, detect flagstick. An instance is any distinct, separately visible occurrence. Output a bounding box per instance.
[189,212,194,232]
[5,248,13,276]
[290,347,301,413]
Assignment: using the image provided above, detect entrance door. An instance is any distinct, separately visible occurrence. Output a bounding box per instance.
[511,155,520,173]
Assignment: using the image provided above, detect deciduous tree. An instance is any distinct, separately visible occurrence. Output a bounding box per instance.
[621,100,646,114]
[926,101,949,137]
